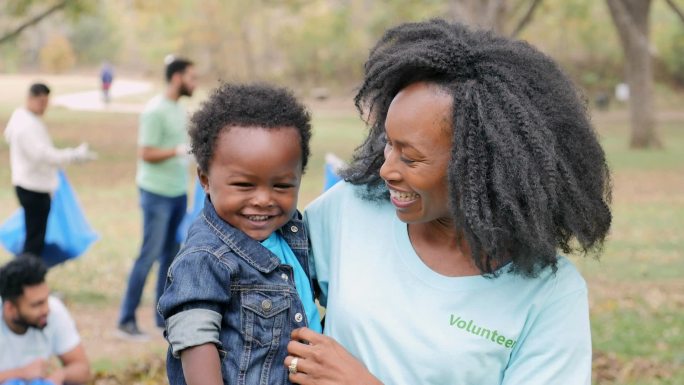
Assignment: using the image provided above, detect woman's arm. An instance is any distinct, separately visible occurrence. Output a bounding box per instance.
[181,343,223,385]
[285,328,383,385]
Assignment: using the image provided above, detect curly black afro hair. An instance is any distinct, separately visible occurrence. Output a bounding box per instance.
[344,19,612,277]
[190,83,312,174]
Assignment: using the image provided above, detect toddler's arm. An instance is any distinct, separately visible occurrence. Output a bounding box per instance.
[181,343,223,385]
[158,250,234,384]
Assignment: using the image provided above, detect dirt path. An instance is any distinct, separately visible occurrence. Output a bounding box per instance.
[52,79,152,114]
[69,303,168,368]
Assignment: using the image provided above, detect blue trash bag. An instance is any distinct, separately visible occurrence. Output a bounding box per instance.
[0,170,99,267]
[323,153,345,192]
[1,378,56,385]
[176,177,206,243]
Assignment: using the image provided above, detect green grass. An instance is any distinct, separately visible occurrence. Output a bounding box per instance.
[601,122,684,171]
[0,79,682,384]
[582,111,684,384]
[575,202,684,281]
[593,308,683,361]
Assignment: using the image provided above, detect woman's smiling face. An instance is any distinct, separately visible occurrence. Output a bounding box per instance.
[379,81,454,225]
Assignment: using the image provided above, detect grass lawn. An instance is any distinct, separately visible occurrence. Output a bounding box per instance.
[0,76,682,384]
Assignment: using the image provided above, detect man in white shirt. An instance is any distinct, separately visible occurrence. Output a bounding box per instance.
[0,256,91,384]
[3,83,96,256]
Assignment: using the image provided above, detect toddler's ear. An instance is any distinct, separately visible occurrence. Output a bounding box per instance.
[197,167,210,194]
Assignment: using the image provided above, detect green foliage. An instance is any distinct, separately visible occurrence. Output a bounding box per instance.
[3,0,93,19]
[521,0,622,92]
[367,0,446,38]
[277,6,364,87]
[2,0,684,92]
[68,3,121,65]
[0,43,21,72]
[660,23,684,86]
[275,0,446,89]
[3,0,50,16]
[130,0,191,66]
[39,34,76,73]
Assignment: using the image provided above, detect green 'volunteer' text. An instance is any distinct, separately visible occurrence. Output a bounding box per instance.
[449,314,517,349]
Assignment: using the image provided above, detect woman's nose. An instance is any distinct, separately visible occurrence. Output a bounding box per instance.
[379,152,400,183]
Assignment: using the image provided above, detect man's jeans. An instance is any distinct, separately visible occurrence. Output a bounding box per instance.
[119,189,186,327]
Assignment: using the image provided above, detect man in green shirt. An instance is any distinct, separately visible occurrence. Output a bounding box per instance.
[118,57,197,340]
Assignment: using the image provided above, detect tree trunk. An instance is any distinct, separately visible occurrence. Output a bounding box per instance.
[606,0,662,149]
[448,0,542,37]
[510,0,543,37]
[448,0,507,33]
[664,0,684,24]
[0,0,70,45]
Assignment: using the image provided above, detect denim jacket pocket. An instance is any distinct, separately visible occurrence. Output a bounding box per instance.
[240,290,290,347]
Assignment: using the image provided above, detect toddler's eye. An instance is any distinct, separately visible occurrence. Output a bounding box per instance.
[232,182,253,188]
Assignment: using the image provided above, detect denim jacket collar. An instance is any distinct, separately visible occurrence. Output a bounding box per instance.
[200,196,305,274]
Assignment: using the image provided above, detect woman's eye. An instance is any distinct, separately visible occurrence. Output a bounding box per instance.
[400,156,416,164]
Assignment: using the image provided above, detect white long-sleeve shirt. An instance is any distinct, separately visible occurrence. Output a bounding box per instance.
[4,107,81,193]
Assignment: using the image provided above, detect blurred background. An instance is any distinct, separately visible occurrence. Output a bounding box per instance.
[0,0,682,384]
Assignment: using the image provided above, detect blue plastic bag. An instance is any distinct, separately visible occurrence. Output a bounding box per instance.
[0,170,99,267]
[176,177,206,243]
[1,378,56,385]
[323,153,345,191]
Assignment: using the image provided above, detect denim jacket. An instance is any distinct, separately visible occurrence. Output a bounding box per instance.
[158,197,314,385]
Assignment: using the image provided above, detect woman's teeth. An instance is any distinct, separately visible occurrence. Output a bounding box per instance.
[390,190,419,201]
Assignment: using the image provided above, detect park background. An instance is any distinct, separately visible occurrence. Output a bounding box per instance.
[0,0,683,384]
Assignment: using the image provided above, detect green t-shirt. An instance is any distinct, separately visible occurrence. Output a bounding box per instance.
[136,95,188,197]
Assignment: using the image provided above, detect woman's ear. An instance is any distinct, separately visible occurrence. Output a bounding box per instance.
[197,167,210,194]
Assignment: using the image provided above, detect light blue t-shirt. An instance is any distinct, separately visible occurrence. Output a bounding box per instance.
[261,232,322,333]
[304,182,591,385]
[0,297,80,372]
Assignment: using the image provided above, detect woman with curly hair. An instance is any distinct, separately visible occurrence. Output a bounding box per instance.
[284,19,611,385]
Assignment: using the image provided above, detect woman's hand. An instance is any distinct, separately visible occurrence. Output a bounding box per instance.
[284,327,383,385]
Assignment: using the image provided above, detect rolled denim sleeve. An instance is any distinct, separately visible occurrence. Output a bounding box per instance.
[158,250,233,357]
[166,309,221,358]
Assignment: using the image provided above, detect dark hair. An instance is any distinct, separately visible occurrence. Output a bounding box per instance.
[189,83,312,174]
[165,58,194,82]
[28,83,50,97]
[346,19,612,277]
[0,255,48,302]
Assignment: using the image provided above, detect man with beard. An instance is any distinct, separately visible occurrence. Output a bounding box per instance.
[0,256,90,384]
[117,57,197,340]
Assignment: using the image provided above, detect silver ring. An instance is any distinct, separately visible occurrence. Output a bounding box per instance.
[288,357,299,375]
